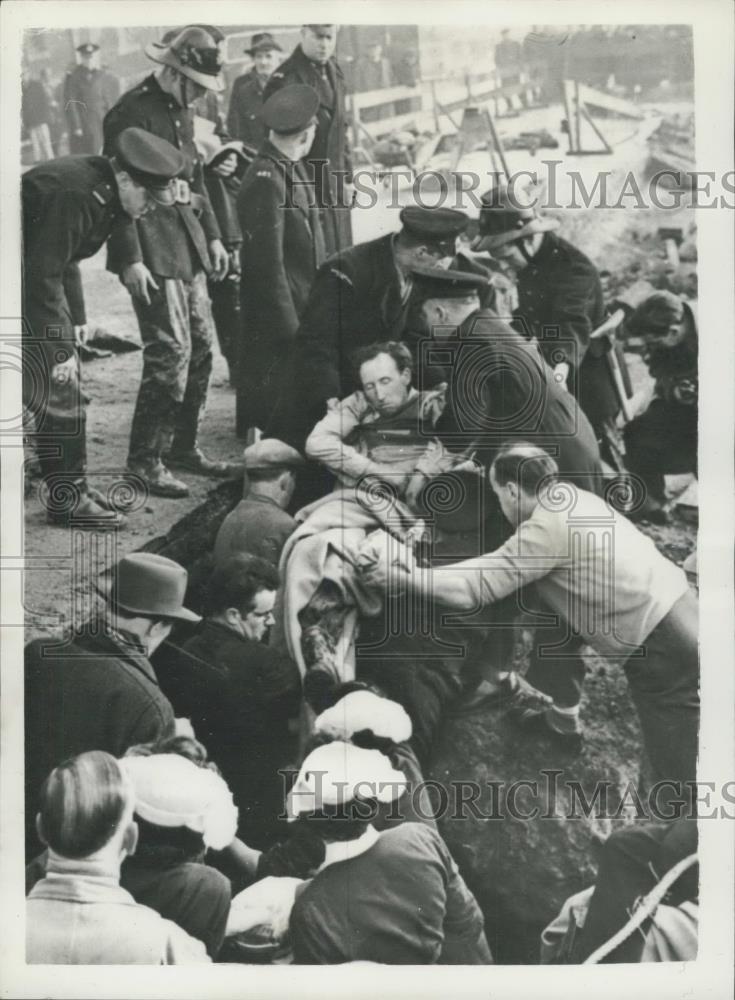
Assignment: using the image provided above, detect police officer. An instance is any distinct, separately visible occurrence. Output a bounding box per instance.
[103,26,235,498]
[473,186,625,460]
[273,205,469,448]
[227,32,283,149]
[236,84,326,437]
[264,25,352,255]
[23,128,186,529]
[63,43,118,154]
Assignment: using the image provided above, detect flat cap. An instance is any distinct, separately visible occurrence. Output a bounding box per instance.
[409,263,489,298]
[114,127,186,189]
[244,438,305,471]
[261,84,319,135]
[399,206,469,242]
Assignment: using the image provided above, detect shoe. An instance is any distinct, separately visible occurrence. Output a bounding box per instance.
[303,668,337,714]
[47,494,125,530]
[503,674,555,722]
[165,447,243,479]
[127,462,190,498]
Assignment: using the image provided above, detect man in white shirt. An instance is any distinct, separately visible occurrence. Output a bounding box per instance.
[360,443,699,794]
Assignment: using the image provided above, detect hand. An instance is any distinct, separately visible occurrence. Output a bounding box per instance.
[209,238,229,281]
[342,180,355,207]
[122,262,159,305]
[357,529,414,594]
[553,361,570,387]
[74,128,83,137]
[404,471,427,510]
[51,354,79,386]
[73,324,90,347]
[212,153,237,178]
[325,397,340,411]
[174,717,195,739]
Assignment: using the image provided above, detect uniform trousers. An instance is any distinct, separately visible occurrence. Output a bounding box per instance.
[22,338,88,504]
[128,270,214,468]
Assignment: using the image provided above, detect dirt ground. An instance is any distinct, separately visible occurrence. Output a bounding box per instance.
[22,252,244,639]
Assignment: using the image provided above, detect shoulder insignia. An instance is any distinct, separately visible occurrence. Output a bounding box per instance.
[92,183,114,205]
[271,71,285,80]
[256,170,272,178]
[329,268,354,287]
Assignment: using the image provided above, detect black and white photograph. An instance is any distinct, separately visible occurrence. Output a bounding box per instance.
[0,1,733,997]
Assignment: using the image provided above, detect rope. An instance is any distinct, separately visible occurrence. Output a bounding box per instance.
[583,852,698,964]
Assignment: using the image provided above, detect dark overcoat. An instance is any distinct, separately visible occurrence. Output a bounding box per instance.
[435,309,604,495]
[277,233,410,443]
[236,140,326,430]
[24,626,175,857]
[263,44,352,252]
[515,231,619,430]
[226,69,268,149]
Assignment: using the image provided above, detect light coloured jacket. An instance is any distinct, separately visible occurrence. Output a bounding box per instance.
[27,859,210,965]
[305,386,454,489]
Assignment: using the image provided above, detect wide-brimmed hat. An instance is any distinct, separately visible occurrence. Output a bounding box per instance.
[246,32,283,56]
[145,25,225,93]
[473,185,559,252]
[109,552,200,623]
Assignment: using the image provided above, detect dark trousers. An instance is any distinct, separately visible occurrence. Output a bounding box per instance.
[22,339,88,501]
[571,817,698,963]
[623,589,699,790]
[624,398,698,505]
[128,271,214,468]
[525,589,699,791]
[208,271,240,382]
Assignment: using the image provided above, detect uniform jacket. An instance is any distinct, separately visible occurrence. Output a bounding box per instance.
[24,624,175,857]
[64,66,118,154]
[288,233,410,434]
[514,231,618,426]
[103,73,221,280]
[435,309,604,495]
[237,140,326,412]
[263,45,352,206]
[22,78,53,130]
[22,155,121,357]
[226,69,268,149]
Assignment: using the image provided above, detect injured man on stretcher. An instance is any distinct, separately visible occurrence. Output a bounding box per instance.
[277,340,483,716]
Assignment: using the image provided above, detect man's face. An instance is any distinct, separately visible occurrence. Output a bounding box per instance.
[419,295,480,336]
[294,121,318,159]
[240,588,276,642]
[489,469,521,526]
[648,318,685,348]
[118,174,157,220]
[254,49,279,77]
[301,26,336,64]
[488,239,528,270]
[404,239,458,271]
[359,353,411,416]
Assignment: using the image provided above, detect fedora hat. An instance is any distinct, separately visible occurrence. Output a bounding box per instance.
[473,185,559,252]
[145,25,225,93]
[246,32,283,56]
[109,552,200,623]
